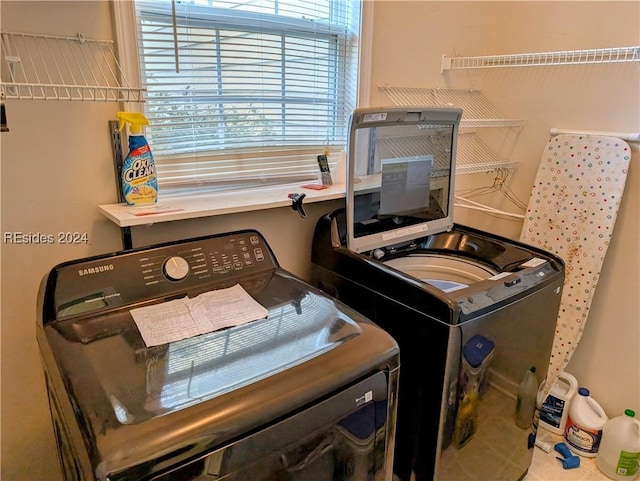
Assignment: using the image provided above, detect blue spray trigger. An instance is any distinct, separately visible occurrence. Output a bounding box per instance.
[527,433,535,449]
[554,443,572,458]
[554,442,580,469]
[555,455,580,469]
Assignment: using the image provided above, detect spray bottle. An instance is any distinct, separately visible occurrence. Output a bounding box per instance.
[116,112,158,206]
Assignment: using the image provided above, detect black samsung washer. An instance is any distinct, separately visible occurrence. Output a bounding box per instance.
[37,230,399,481]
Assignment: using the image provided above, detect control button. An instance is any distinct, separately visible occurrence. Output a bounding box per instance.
[372,249,385,260]
[163,256,190,281]
[254,248,264,261]
[504,277,522,287]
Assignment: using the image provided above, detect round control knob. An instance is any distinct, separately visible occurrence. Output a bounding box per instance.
[163,256,190,281]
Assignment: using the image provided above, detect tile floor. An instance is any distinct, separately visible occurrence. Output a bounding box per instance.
[402,384,611,481]
[433,385,611,481]
[524,427,609,481]
[438,386,533,480]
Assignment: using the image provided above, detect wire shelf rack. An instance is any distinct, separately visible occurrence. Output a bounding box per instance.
[456,132,519,175]
[378,86,522,175]
[378,86,524,129]
[441,46,640,72]
[0,31,144,102]
[377,130,516,176]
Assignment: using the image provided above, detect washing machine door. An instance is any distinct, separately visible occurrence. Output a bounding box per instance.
[384,254,497,292]
[148,371,391,481]
[345,107,462,254]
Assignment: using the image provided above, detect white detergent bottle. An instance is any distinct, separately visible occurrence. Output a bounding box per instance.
[596,409,640,480]
[564,387,608,457]
[538,371,579,435]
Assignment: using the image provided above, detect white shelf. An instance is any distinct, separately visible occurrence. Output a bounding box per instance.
[457,132,519,175]
[99,182,346,228]
[97,138,505,227]
[378,86,523,129]
[441,46,640,72]
[0,31,144,102]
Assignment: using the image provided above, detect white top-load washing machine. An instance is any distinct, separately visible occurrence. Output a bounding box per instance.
[36,230,399,481]
[311,107,565,481]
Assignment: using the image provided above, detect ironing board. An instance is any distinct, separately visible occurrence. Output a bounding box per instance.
[520,134,631,388]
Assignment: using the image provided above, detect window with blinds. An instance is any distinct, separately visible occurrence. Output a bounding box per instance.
[133,0,361,196]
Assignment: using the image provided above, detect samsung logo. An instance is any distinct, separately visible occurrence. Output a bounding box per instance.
[78,264,115,276]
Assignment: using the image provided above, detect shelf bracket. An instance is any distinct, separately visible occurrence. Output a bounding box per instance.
[440,54,453,74]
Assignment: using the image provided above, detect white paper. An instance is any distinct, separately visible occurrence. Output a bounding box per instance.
[521,257,547,268]
[379,155,433,216]
[488,272,511,281]
[130,284,268,347]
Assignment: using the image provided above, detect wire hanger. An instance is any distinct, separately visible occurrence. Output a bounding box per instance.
[455,168,526,220]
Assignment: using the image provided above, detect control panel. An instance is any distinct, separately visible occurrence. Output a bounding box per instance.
[137,233,271,287]
[47,230,278,321]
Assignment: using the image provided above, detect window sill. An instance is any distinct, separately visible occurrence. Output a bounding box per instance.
[98,183,346,228]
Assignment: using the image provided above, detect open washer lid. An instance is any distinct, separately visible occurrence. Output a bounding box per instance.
[346,107,462,253]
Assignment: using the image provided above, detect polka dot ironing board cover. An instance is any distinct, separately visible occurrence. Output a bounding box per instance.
[520,134,631,387]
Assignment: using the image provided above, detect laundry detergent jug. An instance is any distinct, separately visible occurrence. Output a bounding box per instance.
[596,409,640,480]
[536,371,579,435]
[564,387,608,457]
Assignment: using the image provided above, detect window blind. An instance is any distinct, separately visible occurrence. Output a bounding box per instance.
[133,0,361,196]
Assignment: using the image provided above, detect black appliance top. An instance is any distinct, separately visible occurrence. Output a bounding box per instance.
[37,230,398,479]
[312,210,565,323]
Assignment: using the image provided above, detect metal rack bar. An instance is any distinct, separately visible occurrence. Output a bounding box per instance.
[0,31,144,102]
[550,128,640,143]
[441,46,640,72]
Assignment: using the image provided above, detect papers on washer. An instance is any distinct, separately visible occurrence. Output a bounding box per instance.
[130,284,268,347]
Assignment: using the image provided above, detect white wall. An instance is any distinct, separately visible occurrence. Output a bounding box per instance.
[1,1,638,480]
